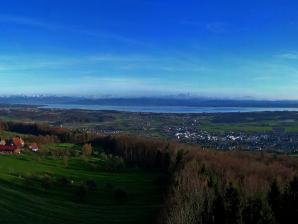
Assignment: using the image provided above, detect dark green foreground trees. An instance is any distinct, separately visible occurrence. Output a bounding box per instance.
[160,149,298,224]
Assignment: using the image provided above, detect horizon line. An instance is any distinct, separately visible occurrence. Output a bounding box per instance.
[0,94,298,101]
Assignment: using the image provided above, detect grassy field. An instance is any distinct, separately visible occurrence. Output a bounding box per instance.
[41,143,82,152]
[199,119,298,133]
[0,130,31,138]
[289,153,298,157]
[199,122,273,133]
[0,153,163,224]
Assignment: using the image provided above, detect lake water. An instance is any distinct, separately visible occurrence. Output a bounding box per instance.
[40,104,298,113]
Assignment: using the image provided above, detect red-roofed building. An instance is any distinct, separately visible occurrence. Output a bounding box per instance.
[0,136,24,154]
[0,145,17,153]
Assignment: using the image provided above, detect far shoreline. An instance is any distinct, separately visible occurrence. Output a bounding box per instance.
[39,103,298,114]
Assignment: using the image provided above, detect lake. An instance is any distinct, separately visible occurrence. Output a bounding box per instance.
[40,104,298,113]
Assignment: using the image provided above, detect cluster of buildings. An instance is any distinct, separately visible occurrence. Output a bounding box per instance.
[171,128,298,152]
[0,136,38,154]
[0,136,24,153]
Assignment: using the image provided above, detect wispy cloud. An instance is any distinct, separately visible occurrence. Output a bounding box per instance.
[276,52,298,60]
[0,54,154,72]
[252,75,273,81]
[0,14,47,27]
[181,20,229,33]
[0,74,167,96]
[206,22,228,33]
[0,14,145,46]
[0,53,211,75]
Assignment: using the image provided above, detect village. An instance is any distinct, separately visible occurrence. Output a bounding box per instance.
[0,136,38,154]
[168,126,298,153]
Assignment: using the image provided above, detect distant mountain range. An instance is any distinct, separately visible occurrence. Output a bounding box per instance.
[1,96,298,108]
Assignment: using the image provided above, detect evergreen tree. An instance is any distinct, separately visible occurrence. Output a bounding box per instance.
[224,183,242,224]
[213,192,226,224]
[282,175,298,224]
[242,196,275,224]
[268,180,282,223]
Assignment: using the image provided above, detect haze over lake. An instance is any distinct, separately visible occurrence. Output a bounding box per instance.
[41,104,298,113]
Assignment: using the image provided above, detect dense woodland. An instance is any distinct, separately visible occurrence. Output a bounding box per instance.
[0,120,298,224]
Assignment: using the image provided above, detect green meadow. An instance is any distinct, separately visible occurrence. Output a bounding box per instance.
[0,153,163,224]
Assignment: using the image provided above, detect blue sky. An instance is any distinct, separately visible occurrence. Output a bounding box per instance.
[1,0,298,99]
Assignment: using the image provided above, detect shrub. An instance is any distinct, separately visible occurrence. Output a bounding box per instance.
[99,152,108,160]
[104,182,114,190]
[113,188,128,201]
[24,174,38,188]
[41,174,53,190]
[58,176,70,187]
[103,155,126,171]
[85,180,97,190]
[75,184,88,202]
[153,174,171,186]
[82,143,92,156]
[63,156,69,167]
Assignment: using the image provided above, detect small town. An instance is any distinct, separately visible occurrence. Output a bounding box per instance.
[165,126,298,152]
[175,130,298,152]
